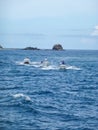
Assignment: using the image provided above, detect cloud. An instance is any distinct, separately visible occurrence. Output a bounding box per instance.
[91,25,98,36]
[81,25,98,44]
[81,37,96,44]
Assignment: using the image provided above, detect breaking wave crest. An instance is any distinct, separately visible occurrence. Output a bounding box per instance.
[12,93,31,101]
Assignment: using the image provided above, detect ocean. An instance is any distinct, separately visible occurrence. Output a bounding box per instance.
[0,49,98,130]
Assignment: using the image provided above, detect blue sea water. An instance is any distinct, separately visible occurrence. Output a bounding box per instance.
[0,49,98,130]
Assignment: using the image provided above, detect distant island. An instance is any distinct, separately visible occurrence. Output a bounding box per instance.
[23,47,40,50]
[52,44,63,50]
[23,44,64,51]
[0,45,3,49]
[0,44,64,51]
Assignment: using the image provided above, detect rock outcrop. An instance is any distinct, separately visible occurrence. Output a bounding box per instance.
[0,45,3,49]
[23,47,40,50]
[52,44,63,50]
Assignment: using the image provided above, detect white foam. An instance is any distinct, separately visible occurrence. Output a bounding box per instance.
[31,61,41,65]
[12,93,31,101]
[66,65,81,70]
[41,65,58,70]
[13,93,24,98]
[16,61,28,66]
[16,61,41,67]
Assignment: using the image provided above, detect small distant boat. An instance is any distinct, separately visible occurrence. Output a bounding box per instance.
[59,60,67,70]
[59,64,67,70]
[23,58,31,64]
[40,58,50,68]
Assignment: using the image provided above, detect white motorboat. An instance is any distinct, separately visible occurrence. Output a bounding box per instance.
[23,58,31,64]
[59,64,67,70]
[40,59,50,67]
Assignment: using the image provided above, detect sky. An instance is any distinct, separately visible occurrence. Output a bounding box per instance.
[0,0,98,49]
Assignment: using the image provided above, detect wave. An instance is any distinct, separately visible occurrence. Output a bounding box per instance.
[12,93,31,101]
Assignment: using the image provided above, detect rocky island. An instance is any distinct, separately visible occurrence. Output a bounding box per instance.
[52,44,64,50]
[0,45,3,49]
[23,47,40,50]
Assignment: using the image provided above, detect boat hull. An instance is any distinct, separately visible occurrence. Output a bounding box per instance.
[59,64,67,70]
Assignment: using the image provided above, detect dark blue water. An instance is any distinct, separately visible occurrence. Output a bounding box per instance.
[0,50,98,130]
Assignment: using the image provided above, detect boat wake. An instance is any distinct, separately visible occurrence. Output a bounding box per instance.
[16,61,81,71]
[40,65,81,71]
[41,65,58,70]
[66,65,81,70]
[16,61,40,66]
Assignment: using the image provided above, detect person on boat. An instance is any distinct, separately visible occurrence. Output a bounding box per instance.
[40,60,43,64]
[23,57,31,64]
[60,60,65,65]
[59,60,67,69]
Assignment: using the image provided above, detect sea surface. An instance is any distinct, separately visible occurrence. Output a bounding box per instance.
[0,49,98,130]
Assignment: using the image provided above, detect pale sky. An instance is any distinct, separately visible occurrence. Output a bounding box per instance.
[0,0,98,49]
